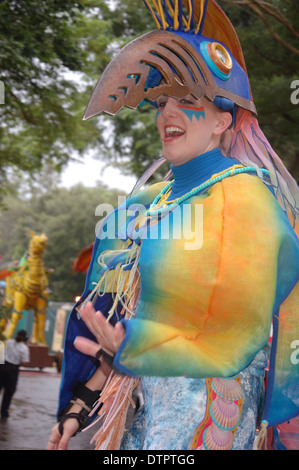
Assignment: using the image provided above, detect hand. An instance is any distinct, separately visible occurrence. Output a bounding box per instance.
[74,301,125,363]
[47,418,79,450]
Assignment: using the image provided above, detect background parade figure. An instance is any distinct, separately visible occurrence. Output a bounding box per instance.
[0,329,30,419]
[2,231,50,345]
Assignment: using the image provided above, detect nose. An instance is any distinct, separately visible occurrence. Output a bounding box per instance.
[160,97,178,119]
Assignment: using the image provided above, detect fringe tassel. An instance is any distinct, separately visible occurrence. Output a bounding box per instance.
[76,240,141,323]
[79,241,142,449]
[107,242,141,321]
[256,420,268,450]
[82,371,140,450]
[77,182,148,449]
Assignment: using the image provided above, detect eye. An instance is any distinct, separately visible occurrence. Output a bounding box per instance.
[179,98,194,105]
[156,99,167,110]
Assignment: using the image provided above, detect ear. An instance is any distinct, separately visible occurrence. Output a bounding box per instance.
[213,111,232,136]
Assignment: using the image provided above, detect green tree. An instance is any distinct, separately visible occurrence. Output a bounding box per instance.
[89,0,299,181]
[0,182,124,301]
[1,0,298,197]
[219,0,299,180]
[0,0,114,200]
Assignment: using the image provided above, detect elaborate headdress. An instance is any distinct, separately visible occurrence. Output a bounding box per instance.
[83,0,255,118]
[83,0,299,220]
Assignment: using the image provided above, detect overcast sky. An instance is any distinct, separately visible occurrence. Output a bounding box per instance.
[59,151,137,193]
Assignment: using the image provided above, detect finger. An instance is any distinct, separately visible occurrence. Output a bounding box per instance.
[80,302,108,343]
[57,419,79,450]
[94,311,117,348]
[47,439,58,450]
[74,336,101,357]
[57,434,71,451]
[79,302,100,336]
[79,303,118,353]
[114,322,125,349]
[92,314,125,352]
[47,426,61,450]
[74,336,113,376]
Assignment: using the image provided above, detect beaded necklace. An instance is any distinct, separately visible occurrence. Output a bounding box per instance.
[146,165,270,217]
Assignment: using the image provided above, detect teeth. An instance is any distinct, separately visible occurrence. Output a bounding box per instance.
[165,126,185,136]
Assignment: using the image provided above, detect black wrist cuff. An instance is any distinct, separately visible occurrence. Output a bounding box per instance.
[95,348,115,368]
[58,408,90,437]
[70,381,101,408]
[57,381,102,436]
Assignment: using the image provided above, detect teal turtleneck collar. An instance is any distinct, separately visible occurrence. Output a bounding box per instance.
[169,147,239,200]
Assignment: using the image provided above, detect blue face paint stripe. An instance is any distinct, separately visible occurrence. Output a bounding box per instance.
[156,104,205,122]
[156,107,163,124]
[177,105,205,122]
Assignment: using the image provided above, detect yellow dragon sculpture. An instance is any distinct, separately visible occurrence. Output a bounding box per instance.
[2,231,50,345]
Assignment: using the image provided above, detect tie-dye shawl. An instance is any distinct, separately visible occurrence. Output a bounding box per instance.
[59,171,299,428]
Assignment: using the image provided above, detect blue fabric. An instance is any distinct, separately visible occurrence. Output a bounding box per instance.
[120,349,269,450]
[169,147,239,199]
[58,292,124,414]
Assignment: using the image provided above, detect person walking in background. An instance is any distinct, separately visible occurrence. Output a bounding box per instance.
[0,329,30,419]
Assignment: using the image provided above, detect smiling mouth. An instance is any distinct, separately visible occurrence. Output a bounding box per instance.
[164,126,185,140]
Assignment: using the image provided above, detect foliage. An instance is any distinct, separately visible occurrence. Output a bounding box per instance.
[98,0,299,181]
[0,0,114,200]
[218,0,299,180]
[0,181,124,302]
[0,292,12,341]
[0,0,298,192]
[0,0,298,304]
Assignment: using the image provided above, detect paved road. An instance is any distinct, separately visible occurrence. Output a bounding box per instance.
[0,368,95,450]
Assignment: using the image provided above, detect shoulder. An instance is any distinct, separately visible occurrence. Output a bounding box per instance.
[219,173,298,242]
[18,342,29,358]
[215,171,278,213]
[222,171,268,189]
[192,171,277,217]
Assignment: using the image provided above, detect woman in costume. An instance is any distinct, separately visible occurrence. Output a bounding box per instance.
[48,0,299,451]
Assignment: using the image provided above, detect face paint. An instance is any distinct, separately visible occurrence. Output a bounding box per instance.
[177,104,205,122]
[156,96,223,166]
[156,102,205,123]
[156,107,163,121]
